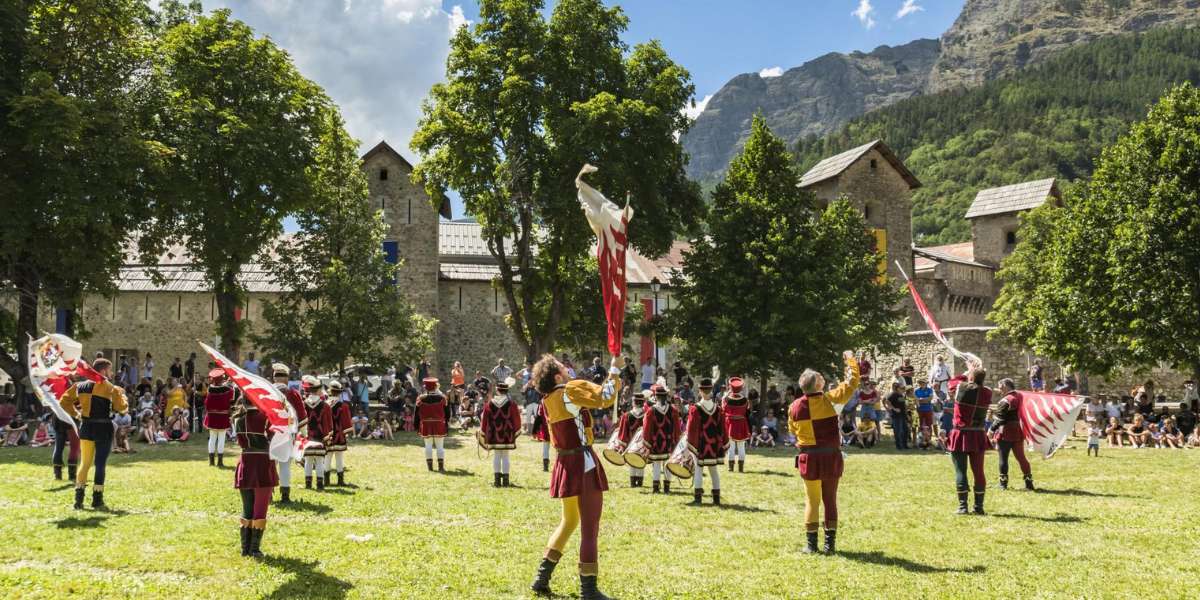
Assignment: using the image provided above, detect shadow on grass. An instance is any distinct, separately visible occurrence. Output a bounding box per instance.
[754,470,795,478]
[714,502,776,514]
[277,498,332,515]
[838,551,986,574]
[439,468,474,478]
[45,483,75,492]
[261,555,353,600]
[990,512,1085,524]
[1033,487,1142,499]
[53,515,109,529]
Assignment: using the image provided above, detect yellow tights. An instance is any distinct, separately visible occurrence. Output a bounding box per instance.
[546,496,580,555]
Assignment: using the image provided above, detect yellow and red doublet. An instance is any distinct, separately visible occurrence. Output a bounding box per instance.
[788,356,859,481]
[544,379,617,499]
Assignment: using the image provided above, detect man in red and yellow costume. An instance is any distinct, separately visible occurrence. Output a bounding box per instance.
[529,354,622,600]
[990,378,1033,491]
[788,351,859,554]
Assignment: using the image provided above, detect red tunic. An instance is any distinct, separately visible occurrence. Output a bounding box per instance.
[723,396,751,441]
[234,408,279,489]
[993,391,1025,443]
[947,382,992,453]
[304,399,334,457]
[204,386,234,430]
[280,386,307,431]
[417,393,449,438]
[615,408,643,445]
[642,404,682,460]
[788,393,844,481]
[531,401,550,442]
[481,398,522,449]
[687,402,728,465]
[543,381,614,499]
[326,399,353,452]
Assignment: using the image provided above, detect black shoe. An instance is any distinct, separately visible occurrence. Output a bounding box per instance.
[91,490,106,510]
[635,476,643,487]
[663,480,671,494]
[73,487,85,510]
[823,529,837,554]
[630,476,638,487]
[1024,475,1035,491]
[690,489,703,505]
[542,458,549,472]
[998,475,1008,490]
[279,487,291,504]
[54,465,63,480]
[438,459,445,473]
[240,526,252,556]
[956,489,969,515]
[530,558,557,596]
[305,476,313,489]
[802,531,820,553]
[652,480,661,494]
[317,475,325,491]
[68,463,77,482]
[579,574,611,600]
[973,490,985,515]
[493,473,502,488]
[337,471,345,487]
[738,460,744,473]
[502,474,510,487]
[728,461,734,472]
[324,471,332,487]
[249,527,265,558]
[218,454,225,468]
[209,453,215,466]
[712,489,721,506]
[426,459,434,471]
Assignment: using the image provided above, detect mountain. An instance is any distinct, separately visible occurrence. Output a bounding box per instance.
[681,39,940,181]
[795,27,1200,245]
[682,0,1200,181]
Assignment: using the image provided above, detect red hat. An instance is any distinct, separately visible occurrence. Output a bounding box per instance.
[729,377,744,394]
[208,368,227,385]
[422,377,439,391]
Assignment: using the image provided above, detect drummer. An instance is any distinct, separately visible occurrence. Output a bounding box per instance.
[611,390,649,487]
[643,383,683,494]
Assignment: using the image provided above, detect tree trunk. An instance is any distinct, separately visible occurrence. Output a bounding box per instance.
[214,269,242,359]
[13,264,39,411]
[759,370,769,415]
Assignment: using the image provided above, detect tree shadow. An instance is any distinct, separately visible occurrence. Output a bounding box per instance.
[990,512,1084,524]
[277,499,332,515]
[1033,487,1141,499]
[260,555,353,600]
[838,551,986,574]
[53,515,109,529]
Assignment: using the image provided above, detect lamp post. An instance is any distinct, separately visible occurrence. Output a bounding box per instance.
[650,277,661,372]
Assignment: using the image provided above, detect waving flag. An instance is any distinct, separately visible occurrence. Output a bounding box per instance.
[1019,391,1085,459]
[577,164,634,357]
[27,334,105,431]
[199,342,305,461]
[894,261,980,366]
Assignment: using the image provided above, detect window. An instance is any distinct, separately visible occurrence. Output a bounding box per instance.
[379,168,388,181]
[1005,231,1017,246]
[863,204,871,220]
[870,158,877,170]
[177,296,182,321]
[407,197,413,225]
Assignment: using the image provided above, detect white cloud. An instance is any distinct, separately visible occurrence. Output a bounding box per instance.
[853,0,876,29]
[683,94,713,122]
[208,0,465,158]
[896,0,924,19]
[758,66,784,78]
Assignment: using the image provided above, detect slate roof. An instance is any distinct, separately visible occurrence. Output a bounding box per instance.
[799,140,921,189]
[912,242,991,272]
[964,178,1059,219]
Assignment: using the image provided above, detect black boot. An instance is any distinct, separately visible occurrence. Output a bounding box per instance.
[240,525,252,556]
[218,454,225,468]
[437,459,445,473]
[493,473,502,488]
[712,489,721,506]
[502,474,510,487]
[728,461,734,472]
[973,489,986,515]
[690,488,703,505]
[67,463,77,482]
[316,474,325,491]
[279,487,291,504]
[530,558,557,596]
[337,471,345,487]
[998,474,1008,490]
[652,480,661,494]
[630,475,638,488]
[823,529,837,554]
[579,575,611,600]
[324,471,331,487]
[956,487,969,515]
[91,489,106,510]
[249,527,265,558]
[426,459,434,471]
[209,453,215,466]
[738,460,744,473]
[663,480,671,494]
[73,487,85,510]
[54,465,63,480]
[1024,475,1035,491]
[542,458,549,472]
[305,476,313,489]
[635,476,643,487]
[802,531,820,553]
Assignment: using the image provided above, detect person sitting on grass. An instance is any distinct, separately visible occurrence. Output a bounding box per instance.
[1126,414,1151,448]
[140,412,162,445]
[856,417,878,448]
[1187,426,1200,448]
[166,408,190,442]
[1105,417,1124,447]
[112,412,133,454]
[375,414,394,440]
[760,410,779,441]
[1159,418,1184,449]
[839,414,856,448]
[1087,422,1102,457]
[352,405,370,438]
[4,415,28,446]
[752,425,775,448]
[30,417,53,448]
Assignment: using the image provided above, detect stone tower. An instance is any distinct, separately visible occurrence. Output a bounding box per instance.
[965,178,1059,268]
[360,140,450,323]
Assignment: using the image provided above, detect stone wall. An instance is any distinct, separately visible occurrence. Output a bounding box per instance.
[435,280,527,380]
[970,212,1020,267]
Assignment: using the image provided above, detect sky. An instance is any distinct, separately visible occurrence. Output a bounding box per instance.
[205,0,965,220]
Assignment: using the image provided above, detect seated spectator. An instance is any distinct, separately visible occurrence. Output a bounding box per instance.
[1104,399,1122,424]
[30,417,53,448]
[402,405,415,432]
[1126,414,1151,448]
[374,415,394,440]
[1160,418,1184,449]
[352,406,370,438]
[752,425,775,448]
[1176,403,1196,439]
[855,417,878,448]
[1052,378,1070,393]
[1188,427,1200,448]
[140,412,162,445]
[3,415,28,446]
[760,410,779,441]
[165,408,189,442]
[840,414,856,448]
[112,412,133,453]
[1104,417,1124,447]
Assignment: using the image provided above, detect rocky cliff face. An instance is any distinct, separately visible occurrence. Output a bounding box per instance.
[682,39,940,181]
[927,0,1200,93]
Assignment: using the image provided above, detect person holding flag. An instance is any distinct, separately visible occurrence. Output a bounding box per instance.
[58,358,128,510]
[271,363,306,503]
[947,363,992,515]
[232,386,278,557]
[990,378,1034,491]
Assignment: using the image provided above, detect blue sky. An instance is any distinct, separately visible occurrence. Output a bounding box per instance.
[207,0,963,223]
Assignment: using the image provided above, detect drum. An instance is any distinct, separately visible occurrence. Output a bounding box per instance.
[624,429,650,469]
[602,429,627,466]
[666,438,695,480]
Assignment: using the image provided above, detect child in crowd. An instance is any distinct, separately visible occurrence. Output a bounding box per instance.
[3,415,28,446]
[375,415,394,440]
[856,417,878,448]
[402,405,415,432]
[1126,414,1151,448]
[352,406,370,438]
[1160,418,1184,449]
[752,425,775,448]
[141,412,162,445]
[112,412,133,453]
[839,414,856,448]
[1087,422,1101,456]
[30,417,52,448]
[914,378,934,450]
[1188,427,1200,448]
[1105,417,1124,447]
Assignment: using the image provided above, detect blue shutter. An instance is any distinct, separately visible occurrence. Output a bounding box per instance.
[382,241,399,284]
[55,308,69,334]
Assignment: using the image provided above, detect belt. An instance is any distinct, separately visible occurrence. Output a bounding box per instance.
[242,450,268,455]
[556,447,587,456]
[207,410,228,415]
[797,447,838,455]
[959,426,985,431]
[421,418,443,423]
[729,415,746,420]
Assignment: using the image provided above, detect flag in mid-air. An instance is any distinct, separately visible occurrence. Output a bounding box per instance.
[27,334,105,430]
[199,342,307,461]
[577,164,634,357]
[1018,391,1085,459]
[895,261,980,366]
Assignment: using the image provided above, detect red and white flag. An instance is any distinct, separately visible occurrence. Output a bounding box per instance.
[27,334,105,431]
[1019,391,1085,459]
[199,342,305,461]
[577,164,634,357]
[895,262,980,366]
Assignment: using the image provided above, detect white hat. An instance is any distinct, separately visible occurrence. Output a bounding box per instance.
[272,362,290,377]
[329,380,344,392]
[301,375,322,390]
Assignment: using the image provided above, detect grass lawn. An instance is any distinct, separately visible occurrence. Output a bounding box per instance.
[1,431,1198,599]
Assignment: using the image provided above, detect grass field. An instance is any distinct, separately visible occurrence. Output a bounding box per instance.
[1,431,1198,599]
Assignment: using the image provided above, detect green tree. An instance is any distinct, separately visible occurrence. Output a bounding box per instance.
[0,0,169,392]
[411,0,703,361]
[253,114,434,372]
[667,116,903,397]
[154,9,329,357]
[991,83,1200,380]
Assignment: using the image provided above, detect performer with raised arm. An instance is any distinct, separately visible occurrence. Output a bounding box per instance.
[614,390,648,487]
[481,378,522,487]
[59,358,128,510]
[271,363,305,503]
[325,380,354,487]
[788,351,859,554]
[687,377,728,505]
[643,383,683,494]
[301,376,333,490]
[418,377,450,472]
[529,355,623,600]
[204,369,235,468]
[947,362,992,514]
[723,377,751,472]
[990,378,1034,491]
[232,389,277,557]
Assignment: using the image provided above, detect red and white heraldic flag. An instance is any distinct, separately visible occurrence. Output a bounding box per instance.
[1019,391,1085,459]
[199,342,305,461]
[577,164,634,357]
